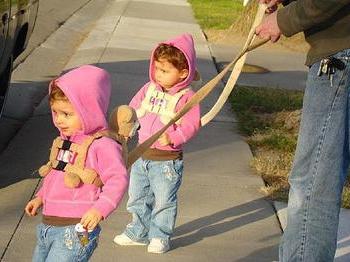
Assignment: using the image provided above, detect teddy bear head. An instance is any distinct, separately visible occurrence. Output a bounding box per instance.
[109,105,139,141]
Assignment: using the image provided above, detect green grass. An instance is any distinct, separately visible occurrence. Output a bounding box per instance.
[230,86,304,136]
[342,186,350,209]
[230,86,350,208]
[188,0,244,29]
[249,131,297,152]
[230,86,302,202]
[231,86,304,113]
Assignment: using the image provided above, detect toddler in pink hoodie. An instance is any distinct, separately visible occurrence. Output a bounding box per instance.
[113,33,201,253]
[25,65,129,261]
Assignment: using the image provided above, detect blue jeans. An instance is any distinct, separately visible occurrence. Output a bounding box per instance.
[124,158,183,242]
[279,49,350,261]
[32,223,101,262]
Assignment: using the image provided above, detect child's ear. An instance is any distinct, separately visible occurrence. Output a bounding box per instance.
[180,69,189,80]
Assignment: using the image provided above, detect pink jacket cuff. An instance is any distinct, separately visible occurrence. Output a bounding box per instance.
[92,198,115,219]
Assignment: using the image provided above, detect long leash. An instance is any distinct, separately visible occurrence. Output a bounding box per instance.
[127,4,268,169]
[201,3,267,126]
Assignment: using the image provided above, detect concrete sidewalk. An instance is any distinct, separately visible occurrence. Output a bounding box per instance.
[209,42,308,91]
[1,0,284,261]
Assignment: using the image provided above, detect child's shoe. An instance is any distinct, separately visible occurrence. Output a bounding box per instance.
[147,238,170,253]
[113,233,148,246]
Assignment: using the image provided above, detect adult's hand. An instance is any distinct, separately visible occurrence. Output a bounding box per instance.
[255,11,281,42]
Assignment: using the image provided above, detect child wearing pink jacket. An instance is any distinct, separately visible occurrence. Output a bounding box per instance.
[114,33,201,253]
[25,65,129,261]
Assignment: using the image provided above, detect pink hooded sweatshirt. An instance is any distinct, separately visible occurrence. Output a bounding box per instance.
[36,65,129,219]
[130,33,201,151]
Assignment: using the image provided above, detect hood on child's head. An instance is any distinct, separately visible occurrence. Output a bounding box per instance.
[149,33,197,95]
[50,65,111,135]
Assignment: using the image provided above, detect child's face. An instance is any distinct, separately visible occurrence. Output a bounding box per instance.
[51,100,82,136]
[154,58,188,91]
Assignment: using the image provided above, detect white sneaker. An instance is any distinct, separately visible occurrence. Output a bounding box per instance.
[113,233,147,246]
[147,238,170,253]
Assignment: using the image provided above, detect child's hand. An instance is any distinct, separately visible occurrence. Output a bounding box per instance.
[80,208,103,230]
[25,197,43,216]
[158,133,171,146]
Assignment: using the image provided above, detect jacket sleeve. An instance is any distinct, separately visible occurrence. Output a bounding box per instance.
[35,173,54,199]
[167,91,201,147]
[36,186,44,198]
[129,82,149,110]
[277,0,350,37]
[89,137,129,219]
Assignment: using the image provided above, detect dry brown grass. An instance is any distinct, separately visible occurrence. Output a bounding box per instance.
[247,110,300,201]
[252,148,294,201]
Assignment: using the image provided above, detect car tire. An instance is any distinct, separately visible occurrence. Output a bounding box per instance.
[0,55,13,117]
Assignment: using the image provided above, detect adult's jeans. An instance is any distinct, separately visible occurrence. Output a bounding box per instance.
[124,158,183,242]
[279,49,350,262]
[33,223,100,262]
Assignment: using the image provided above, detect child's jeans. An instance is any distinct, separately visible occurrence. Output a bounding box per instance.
[124,158,184,242]
[32,223,101,262]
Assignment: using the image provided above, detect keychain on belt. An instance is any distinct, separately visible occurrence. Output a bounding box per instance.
[317,57,346,87]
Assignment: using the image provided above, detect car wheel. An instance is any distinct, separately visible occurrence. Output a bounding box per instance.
[0,56,13,117]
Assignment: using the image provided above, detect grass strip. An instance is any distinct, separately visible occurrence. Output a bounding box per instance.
[188,0,243,29]
[230,86,350,207]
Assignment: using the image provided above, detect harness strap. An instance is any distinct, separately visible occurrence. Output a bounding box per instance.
[127,4,268,169]
[137,82,190,124]
[39,132,105,187]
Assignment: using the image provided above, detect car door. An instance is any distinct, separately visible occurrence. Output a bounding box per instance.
[0,0,10,62]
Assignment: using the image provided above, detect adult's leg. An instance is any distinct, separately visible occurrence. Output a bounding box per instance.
[280,50,350,261]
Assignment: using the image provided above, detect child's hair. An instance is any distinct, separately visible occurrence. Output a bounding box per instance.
[153,44,188,71]
[49,81,68,104]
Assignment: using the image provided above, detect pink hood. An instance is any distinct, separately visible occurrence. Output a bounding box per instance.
[130,34,201,151]
[36,65,128,219]
[51,65,111,135]
[149,33,197,95]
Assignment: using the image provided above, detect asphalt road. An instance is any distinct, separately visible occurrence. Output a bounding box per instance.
[14,0,95,68]
[0,0,113,153]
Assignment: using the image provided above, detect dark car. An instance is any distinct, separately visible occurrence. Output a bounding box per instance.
[0,0,39,115]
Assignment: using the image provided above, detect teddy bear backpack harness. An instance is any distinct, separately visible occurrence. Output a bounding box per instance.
[39,105,139,183]
[136,82,189,125]
[38,132,104,188]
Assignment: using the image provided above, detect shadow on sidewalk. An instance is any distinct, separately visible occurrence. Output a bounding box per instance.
[172,198,279,248]
[0,79,57,189]
[235,244,279,262]
[0,58,233,188]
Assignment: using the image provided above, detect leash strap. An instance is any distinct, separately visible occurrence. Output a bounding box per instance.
[127,4,268,169]
[201,3,267,126]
